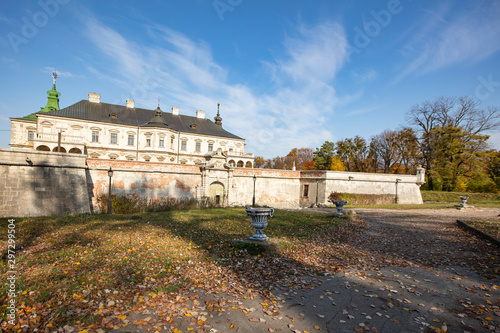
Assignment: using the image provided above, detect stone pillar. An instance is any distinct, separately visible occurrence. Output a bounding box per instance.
[416,166,426,186]
[200,168,208,200]
[225,169,233,207]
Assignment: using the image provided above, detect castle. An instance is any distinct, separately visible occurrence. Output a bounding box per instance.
[9,73,254,168]
[1,75,425,217]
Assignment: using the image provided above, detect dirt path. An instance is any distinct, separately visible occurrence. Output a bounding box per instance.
[114,208,500,333]
[351,208,500,276]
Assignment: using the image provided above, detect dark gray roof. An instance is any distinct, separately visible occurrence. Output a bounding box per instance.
[39,100,243,140]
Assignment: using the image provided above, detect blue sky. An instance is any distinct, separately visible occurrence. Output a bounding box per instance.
[1,0,499,158]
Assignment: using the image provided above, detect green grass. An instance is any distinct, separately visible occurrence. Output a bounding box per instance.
[421,190,500,205]
[348,202,457,209]
[463,220,500,240]
[0,209,352,331]
[344,191,500,209]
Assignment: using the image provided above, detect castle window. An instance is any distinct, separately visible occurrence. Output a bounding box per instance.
[195,142,201,152]
[92,131,99,143]
[208,143,213,152]
[110,133,118,144]
[303,185,309,198]
[146,137,151,147]
[159,137,165,148]
[229,148,234,153]
[128,134,135,146]
[28,130,35,142]
[181,140,187,151]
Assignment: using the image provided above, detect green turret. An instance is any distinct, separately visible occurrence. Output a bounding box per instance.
[40,72,60,112]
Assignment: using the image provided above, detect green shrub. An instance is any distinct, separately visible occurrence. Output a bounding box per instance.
[328,192,395,205]
[466,178,498,193]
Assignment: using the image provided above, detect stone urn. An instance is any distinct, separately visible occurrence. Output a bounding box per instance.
[331,200,348,216]
[459,196,469,208]
[245,207,274,241]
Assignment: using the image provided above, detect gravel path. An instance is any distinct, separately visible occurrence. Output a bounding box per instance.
[351,208,500,276]
[115,208,500,333]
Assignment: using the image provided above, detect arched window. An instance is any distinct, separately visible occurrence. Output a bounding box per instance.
[245,161,253,168]
[228,160,235,167]
[68,148,82,154]
[237,160,244,167]
[36,145,50,151]
[52,147,66,153]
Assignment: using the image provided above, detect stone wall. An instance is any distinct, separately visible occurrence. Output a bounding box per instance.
[86,159,202,213]
[300,170,424,207]
[231,168,301,208]
[0,149,90,217]
[0,149,425,218]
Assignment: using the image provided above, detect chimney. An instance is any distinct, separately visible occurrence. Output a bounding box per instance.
[196,110,205,119]
[171,107,179,115]
[126,99,134,108]
[89,92,100,103]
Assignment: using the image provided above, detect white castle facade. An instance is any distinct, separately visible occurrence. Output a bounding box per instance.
[9,76,254,167]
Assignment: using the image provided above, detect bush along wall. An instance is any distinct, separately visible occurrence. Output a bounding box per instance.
[328,192,395,205]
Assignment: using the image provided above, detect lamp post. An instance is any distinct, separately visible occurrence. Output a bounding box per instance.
[107,167,113,214]
[395,178,402,204]
[316,179,319,206]
[252,175,256,207]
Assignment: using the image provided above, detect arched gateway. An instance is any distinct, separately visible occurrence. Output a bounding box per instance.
[209,181,224,205]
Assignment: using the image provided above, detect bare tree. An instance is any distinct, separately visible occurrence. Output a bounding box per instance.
[407,96,499,190]
[370,130,399,173]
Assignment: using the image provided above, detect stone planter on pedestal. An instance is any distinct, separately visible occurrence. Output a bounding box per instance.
[331,200,348,216]
[457,196,476,210]
[245,207,274,241]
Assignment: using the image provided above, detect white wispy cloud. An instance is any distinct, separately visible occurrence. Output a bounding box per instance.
[346,105,382,117]
[42,67,85,79]
[395,2,500,82]
[276,22,347,84]
[488,132,500,150]
[351,69,377,83]
[81,17,348,157]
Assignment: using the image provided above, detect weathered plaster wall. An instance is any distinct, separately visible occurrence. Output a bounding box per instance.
[86,159,202,213]
[0,150,425,218]
[0,149,90,217]
[300,170,424,207]
[231,168,301,208]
